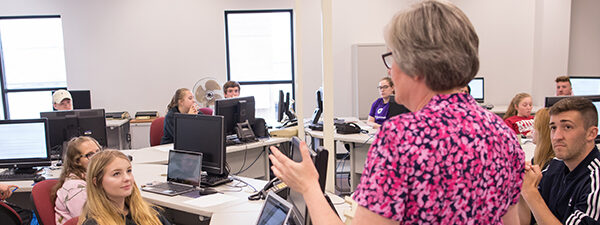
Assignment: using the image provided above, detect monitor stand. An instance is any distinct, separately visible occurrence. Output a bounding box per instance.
[201,173,232,187]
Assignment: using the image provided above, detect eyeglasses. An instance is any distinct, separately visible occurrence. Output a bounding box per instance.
[382,52,393,69]
[377,85,390,90]
[78,149,100,161]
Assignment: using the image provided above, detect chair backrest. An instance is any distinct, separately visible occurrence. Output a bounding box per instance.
[150,117,166,146]
[199,107,213,115]
[0,201,22,225]
[32,179,59,225]
[63,217,78,225]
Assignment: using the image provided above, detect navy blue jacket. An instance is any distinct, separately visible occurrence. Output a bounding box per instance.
[535,146,600,224]
[160,107,203,144]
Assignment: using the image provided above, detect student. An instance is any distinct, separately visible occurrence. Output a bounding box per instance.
[503,93,534,136]
[520,97,600,224]
[1,183,34,223]
[555,75,573,96]
[160,88,202,144]
[79,150,171,225]
[53,89,73,111]
[367,77,395,129]
[269,1,523,224]
[223,81,240,98]
[51,136,101,225]
[531,108,554,170]
[458,85,470,94]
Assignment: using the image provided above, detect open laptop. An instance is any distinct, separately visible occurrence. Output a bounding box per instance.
[142,149,202,196]
[255,191,294,225]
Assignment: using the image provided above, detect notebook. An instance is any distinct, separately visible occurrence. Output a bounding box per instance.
[142,149,202,196]
[255,192,294,225]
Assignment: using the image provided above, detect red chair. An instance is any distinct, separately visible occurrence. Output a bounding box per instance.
[32,179,59,225]
[0,201,22,225]
[199,107,213,115]
[150,117,166,147]
[63,217,78,225]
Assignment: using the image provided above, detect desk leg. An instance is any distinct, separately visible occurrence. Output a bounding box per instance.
[263,146,270,180]
[350,142,357,191]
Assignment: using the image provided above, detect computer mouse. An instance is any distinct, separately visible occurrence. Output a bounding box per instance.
[198,187,218,195]
[33,175,46,183]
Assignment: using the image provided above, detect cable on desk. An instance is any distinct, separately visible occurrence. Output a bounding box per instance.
[229,175,258,193]
[236,144,249,175]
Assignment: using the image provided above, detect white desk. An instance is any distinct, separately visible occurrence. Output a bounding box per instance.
[123,137,290,179]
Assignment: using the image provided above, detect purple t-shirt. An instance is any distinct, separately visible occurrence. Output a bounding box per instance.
[369,98,390,125]
[354,93,524,223]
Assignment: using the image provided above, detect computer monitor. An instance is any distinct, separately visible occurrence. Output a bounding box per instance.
[40,109,108,159]
[174,114,227,177]
[570,76,600,96]
[277,90,285,122]
[285,137,330,225]
[468,77,484,103]
[215,96,256,136]
[544,95,600,142]
[277,90,296,123]
[0,119,51,173]
[311,89,323,125]
[70,90,91,109]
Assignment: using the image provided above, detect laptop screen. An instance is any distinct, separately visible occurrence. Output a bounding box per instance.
[167,150,202,186]
[256,192,293,225]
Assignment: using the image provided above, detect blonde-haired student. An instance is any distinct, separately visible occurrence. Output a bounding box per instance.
[79,150,171,225]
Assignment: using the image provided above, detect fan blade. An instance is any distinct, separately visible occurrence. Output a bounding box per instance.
[205,80,222,91]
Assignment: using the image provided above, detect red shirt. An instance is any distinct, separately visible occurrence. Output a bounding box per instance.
[504,115,534,136]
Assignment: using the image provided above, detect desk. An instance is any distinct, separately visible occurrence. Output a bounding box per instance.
[124,137,290,179]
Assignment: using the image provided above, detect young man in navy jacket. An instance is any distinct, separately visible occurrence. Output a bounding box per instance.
[520,97,600,225]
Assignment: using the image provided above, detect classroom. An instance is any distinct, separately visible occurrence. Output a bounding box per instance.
[1,0,600,225]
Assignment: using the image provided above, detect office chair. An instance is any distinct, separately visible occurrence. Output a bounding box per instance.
[63,217,78,225]
[32,179,59,225]
[0,201,22,225]
[199,107,213,115]
[150,117,166,146]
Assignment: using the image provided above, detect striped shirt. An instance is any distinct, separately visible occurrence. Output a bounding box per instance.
[536,146,600,225]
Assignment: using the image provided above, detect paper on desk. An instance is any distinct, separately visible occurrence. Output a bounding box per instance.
[183,193,240,208]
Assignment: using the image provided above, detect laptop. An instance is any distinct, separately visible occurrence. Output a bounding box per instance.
[142,149,202,196]
[255,192,294,225]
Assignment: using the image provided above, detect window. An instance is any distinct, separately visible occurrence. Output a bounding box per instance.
[0,16,67,119]
[225,10,294,124]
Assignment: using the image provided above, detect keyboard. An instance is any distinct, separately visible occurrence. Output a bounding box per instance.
[0,171,37,181]
[225,138,242,146]
[201,175,232,187]
[151,183,194,193]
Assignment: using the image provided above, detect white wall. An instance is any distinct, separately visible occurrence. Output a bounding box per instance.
[0,0,594,118]
[568,0,600,76]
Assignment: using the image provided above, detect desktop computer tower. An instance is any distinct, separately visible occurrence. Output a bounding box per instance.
[106,119,131,150]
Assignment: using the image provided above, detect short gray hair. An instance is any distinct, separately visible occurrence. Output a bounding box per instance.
[384,0,479,91]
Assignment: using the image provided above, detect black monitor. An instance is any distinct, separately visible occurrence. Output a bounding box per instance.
[570,76,600,96]
[40,109,107,159]
[311,89,323,125]
[285,137,331,225]
[277,90,296,123]
[468,77,484,103]
[545,95,600,142]
[277,90,285,122]
[0,119,51,174]
[215,96,256,136]
[70,90,91,109]
[174,114,227,177]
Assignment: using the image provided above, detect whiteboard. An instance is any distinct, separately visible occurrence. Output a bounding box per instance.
[352,44,388,119]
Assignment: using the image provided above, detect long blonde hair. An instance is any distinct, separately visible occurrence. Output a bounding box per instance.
[532,108,554,169]
[51,136,100,203]
[78,150,163,225]
[503,93,531,120]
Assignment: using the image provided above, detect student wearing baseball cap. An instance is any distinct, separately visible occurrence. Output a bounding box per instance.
[53,89,73,110]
